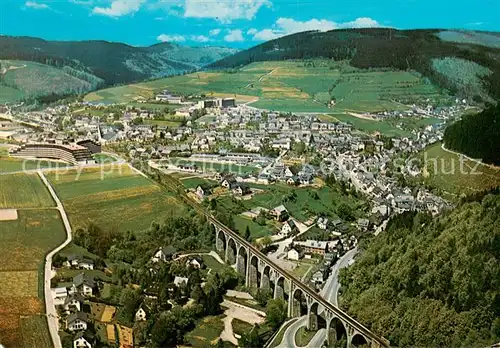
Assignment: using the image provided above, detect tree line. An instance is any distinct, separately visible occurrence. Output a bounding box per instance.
[444,104,500,165]
[339,193,500,347]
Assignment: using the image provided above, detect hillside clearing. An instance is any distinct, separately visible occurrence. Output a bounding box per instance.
[84,60,448,113]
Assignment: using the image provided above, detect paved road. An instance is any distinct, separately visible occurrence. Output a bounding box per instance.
[273,248,358,347]
[320,248,358,306]
[39,171,73,348]
[441,143,499,170]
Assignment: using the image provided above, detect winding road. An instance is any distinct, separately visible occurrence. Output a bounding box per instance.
[272,248,358,347]
[39,171,73,348]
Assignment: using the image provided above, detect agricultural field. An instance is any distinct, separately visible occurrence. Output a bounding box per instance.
[233,215,273,241]
[329,113,410,137]
[180,176,218,189]
[85,60,449,113]
[0,209,66,348]
[421,143,500,198]
[0,173,54,208]
[0,60,98,103]
[144,118,183,128]
[185,315,225,347]
[243,184,365,222]
[46,164,186,233]
[0,157,69,173]
[19,315,53,348]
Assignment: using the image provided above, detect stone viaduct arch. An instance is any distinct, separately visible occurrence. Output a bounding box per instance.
[208,221,388,348]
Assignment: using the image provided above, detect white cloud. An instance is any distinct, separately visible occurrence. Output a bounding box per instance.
[209,29,222,37]
[247,28,258,35]
[93,0,146,17]
[157,34,186,42]
[253,28,281,41]
[191,35,210,42]
[276,18,337,33]
[224,29,244,42]
[340,17,380,28]
[69,0,93,5]
[251,17,381,41]
[184,0,270,23]
[25,1,50,9]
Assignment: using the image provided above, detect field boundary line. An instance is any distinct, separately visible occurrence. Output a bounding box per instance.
[38,171,73,348]
[441,143,500,170]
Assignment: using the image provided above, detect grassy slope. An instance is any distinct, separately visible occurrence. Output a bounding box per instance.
[84,60,447,113]
[422,143,500,197]
[0,60,94,103]
[0,209,66,348]
[0,173,55,208]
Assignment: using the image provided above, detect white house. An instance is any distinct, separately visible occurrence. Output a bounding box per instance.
[281,220,298,237]
[64,293,84,313]
[187,258,202,269]
[287,248,304,261]
[73,332,92,348]
[151,248,167,263]
[66,256,94,270]
[70,273,94,297]
[312,271,324,284]
[135,306,149,322]
[53,287,68,305]
[67,312,88,332]
[174,276,188,287]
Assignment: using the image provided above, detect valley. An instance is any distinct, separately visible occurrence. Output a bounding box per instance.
[0,25,499,348]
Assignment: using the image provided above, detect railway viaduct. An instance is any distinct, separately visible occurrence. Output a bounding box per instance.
[211,217,390,348]
[144,166,390,347]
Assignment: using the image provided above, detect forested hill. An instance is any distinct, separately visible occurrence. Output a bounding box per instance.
[339,194,500,347]
[209,28,500,102]
[0,36,238,86]
[444,105,500,165]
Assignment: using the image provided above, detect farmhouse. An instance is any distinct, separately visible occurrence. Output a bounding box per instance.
[186,257,203,269]
[287,247,304,261]
[174,276,189,287]
[281,219,299,237]
[232,183,251,196]
[71,273,95,297]
[73,331,93,348]
[135,305,151,322]
[151,246,177,263]
[66,255,94,270]
[271,205,289,222]
[67,311,89,332]
[64,293,84,313]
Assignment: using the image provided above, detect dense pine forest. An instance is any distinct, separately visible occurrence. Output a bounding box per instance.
[339,194,500,347]
[210,28,500,101]
[444,104,500,165]
[0,36,236,86]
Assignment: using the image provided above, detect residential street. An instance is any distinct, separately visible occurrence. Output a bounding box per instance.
[320,247,358,306]
[39,171,73,348]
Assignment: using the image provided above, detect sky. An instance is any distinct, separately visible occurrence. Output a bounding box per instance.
[0,0,499,48]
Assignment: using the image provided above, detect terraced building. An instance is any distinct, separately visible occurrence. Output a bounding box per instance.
[9,143,94,165]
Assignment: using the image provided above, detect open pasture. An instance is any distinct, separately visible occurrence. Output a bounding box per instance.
[0,173,54,208]
[0,209,66,348]
[19,315,53,348]
[47,165,185,233]
[86,60,449,113]
[0,156,69,173]
[422,143,500,197]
